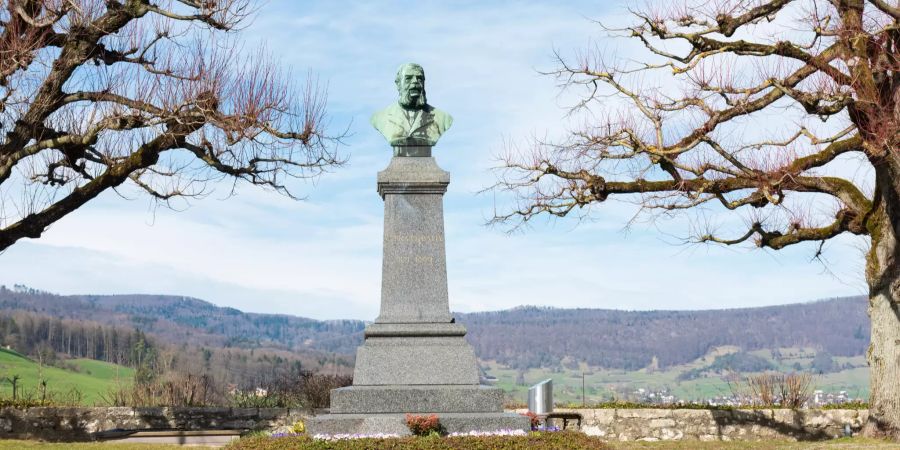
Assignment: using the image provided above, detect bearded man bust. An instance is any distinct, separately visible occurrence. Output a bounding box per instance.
[371,63,453,151]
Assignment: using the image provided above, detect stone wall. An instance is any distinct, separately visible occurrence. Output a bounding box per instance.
[0,407,869,442]
[552,408,867,442]
[0,407,308,442]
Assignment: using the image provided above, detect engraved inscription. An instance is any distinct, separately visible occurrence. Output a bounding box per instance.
[394,254,436,267]
[386,233,444,244]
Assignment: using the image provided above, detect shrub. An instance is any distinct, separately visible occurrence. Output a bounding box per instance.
[230,390,287,408]
[520,411,541,430]
[299,372,352,409]
[231,371,352,409]
[405,413,443,436]
[728,372,814,408]
[104,373,219,407]
[778,372,814,408]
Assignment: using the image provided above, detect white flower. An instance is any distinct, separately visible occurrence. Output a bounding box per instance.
[448,429,528,437]
[312,432,402,440]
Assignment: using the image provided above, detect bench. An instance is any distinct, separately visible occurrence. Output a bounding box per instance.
[544,412,584,430]
[93,429,245,445]
[544,412,583,430]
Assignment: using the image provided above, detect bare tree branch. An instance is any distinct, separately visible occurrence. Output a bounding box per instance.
[0,0,344,250]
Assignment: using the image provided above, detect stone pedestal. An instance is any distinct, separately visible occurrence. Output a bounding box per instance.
[308,152,528,436]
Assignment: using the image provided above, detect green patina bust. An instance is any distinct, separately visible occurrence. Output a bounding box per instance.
[371,63,453,152]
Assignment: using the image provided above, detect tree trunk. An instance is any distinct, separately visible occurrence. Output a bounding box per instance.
[867,289,900,438]
[864,162,900,439]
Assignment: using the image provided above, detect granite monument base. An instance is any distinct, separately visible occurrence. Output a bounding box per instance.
[306,323,530,435]
[351,323,480,385]
[329,385,503,413]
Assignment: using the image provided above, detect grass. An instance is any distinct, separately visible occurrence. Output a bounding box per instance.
[0,348,134,405]
[68,358,134,381]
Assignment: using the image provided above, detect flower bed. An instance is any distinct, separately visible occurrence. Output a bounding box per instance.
[226,431,609,450]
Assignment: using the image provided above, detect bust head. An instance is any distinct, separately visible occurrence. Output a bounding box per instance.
[372,63,452,149]
[395,63,427,109]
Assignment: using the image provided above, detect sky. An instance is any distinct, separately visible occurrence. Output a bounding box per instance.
[0,0,870,320]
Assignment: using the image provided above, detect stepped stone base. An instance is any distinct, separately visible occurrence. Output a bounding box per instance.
[330,385,504,414]
[307,412,530,436]
[352,327,480,385]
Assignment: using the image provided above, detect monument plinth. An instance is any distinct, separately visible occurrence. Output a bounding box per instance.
[307,64,528,436]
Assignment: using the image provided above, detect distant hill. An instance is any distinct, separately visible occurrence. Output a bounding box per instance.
[0,286,868,372]
[0,286,364,355]
[458,298,869,370]
[0,286,356,391]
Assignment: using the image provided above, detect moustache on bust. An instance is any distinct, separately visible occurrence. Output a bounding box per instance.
[399,87,427,108]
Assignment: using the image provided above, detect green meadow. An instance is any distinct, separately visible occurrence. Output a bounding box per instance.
[0,348,134,405]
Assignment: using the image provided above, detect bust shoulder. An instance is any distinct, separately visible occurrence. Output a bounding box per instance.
[370,102,453,147]
[370,102,404,126]
[429,106,453,130]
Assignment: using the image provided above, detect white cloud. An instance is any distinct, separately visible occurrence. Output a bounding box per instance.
[0,241,372,319]
[445,219,867,314]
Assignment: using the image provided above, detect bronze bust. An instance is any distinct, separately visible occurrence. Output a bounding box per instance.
[371,63,453,150]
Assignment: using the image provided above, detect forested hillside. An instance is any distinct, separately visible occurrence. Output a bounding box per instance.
[0,286,868,372]
[458,298,869,370]
[0,286,354,391]
[0,312,154,367]
[0,286,362,355]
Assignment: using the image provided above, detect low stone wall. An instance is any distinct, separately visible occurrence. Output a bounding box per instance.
[0,407,308,442]
[552,408,867,441]
[0,406,868,442]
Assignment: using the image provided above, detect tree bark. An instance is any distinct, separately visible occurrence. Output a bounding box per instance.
[865,161,900,438]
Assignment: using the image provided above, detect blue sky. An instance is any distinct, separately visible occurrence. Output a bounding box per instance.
[0,1,868,320]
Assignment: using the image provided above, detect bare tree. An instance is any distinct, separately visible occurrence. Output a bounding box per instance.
[493,0,899,438]
[0,0,342,250]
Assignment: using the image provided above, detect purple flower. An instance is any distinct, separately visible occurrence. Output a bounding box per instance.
[448,429,528,437]
[269,432,302,438]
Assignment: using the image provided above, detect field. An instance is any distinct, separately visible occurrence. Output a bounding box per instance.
[484,346,870,405]
[0,348,134,405]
